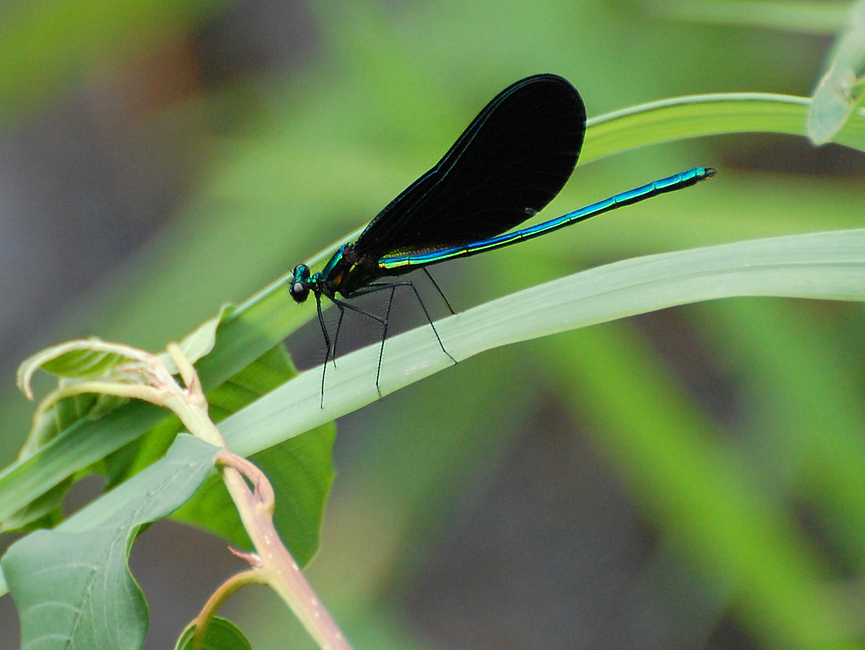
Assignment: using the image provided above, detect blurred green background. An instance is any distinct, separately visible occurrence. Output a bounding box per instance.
[1,0,864,648]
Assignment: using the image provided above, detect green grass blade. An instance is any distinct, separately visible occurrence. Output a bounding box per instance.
[219,229,865,458]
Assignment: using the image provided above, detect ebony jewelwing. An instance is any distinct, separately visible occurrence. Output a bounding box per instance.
[289,74,715,406]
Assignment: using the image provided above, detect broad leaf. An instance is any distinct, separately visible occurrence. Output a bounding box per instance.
[2,435,219,648]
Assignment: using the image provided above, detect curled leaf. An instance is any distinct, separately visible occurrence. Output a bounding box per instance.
[17,338,147,400]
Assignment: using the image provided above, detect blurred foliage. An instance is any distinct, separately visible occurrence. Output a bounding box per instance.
[1,0,865,648]
[0,0,232,122]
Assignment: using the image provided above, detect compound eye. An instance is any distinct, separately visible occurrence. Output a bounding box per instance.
[288,264,311,303]
[289,281,309,303]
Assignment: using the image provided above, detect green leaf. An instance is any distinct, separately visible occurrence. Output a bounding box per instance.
[1,435,219,647]
[2,307,239,531]
[172,346,336,567]
[13,337,167,470]
[40,345,129,378]
[176,617,252,650]
[101,413,185,490]
[583,93,865,163]
[173,424,336,567]
[13,391,129,464]
[1,388,128,531]
[0,477,70,533]
[158,305,235,375]
[809,0,865,144]
[17,338,133,397]
[100,307,242,488]
[216,229,865,459]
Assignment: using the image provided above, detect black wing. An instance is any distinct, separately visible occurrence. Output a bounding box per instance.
[354,74,586,261]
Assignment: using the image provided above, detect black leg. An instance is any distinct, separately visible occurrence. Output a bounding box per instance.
[332,306,345,369]
[350,279,457,367]
[373,285,397,397]
[329,294,388,399]
[314,293,336,409]
[317,278,458,404]
[423,268,456,315]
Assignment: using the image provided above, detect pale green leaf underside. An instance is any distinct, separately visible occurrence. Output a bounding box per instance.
[583,92,865,162]
[221,229,865,459]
